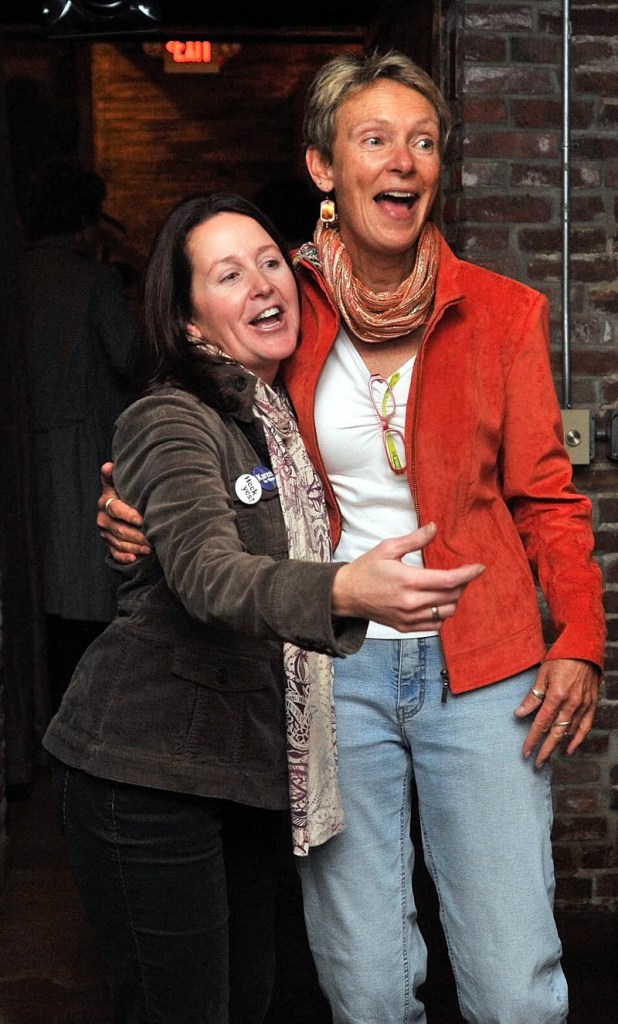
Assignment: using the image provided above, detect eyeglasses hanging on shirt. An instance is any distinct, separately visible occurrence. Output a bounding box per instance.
[368,372,407,475]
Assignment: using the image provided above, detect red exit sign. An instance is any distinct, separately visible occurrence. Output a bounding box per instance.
[161,41,241,73]
[165,40,211,63]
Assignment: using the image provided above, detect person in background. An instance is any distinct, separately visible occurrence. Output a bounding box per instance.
[44,190,483,1024]
[97,52,606,1024]
[19,155,137,713]
[110,258,143,319]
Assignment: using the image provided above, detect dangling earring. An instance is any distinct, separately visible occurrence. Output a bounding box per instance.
[320,195,337,224]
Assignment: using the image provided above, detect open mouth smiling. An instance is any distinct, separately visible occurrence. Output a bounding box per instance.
[251,306,283,327]
[375,191,419,208]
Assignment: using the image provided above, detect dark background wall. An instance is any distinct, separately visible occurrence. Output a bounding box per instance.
[0,0,615,911]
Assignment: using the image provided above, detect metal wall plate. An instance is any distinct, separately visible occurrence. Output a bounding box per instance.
[560,409,595,465]
[611,410,618,462]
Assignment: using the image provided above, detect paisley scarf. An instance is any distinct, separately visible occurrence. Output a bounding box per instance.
[253,378,345,855]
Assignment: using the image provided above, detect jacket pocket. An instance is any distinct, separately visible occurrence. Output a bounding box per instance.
[171,645,286,767]
[171,646,272,692]
[233,487,289,558]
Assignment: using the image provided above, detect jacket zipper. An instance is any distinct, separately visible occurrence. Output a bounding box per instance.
[409,308,455,704]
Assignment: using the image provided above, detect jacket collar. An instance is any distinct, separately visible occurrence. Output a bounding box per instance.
[432,232,466,317]
[202,359,260,423]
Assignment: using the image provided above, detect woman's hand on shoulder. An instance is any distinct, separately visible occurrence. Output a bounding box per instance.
[96,461,152,564]
[331,522,485,632]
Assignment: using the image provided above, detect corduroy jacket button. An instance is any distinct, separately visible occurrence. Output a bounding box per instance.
[233,376,248,391]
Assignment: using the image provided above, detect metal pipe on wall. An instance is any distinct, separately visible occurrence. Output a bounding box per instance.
[556,1,616,460]
[561,0,571,408]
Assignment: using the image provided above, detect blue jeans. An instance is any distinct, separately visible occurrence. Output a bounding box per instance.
[297,637,568,1024]
[51,761,285,1023]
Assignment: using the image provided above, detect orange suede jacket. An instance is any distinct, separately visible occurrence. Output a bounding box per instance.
[284,231,606,693]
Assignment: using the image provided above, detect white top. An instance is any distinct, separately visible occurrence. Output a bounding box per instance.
[314,328,437,640]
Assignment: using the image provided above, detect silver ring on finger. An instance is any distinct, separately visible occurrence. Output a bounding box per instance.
[104,496,116,514]
[553,721,572,735]
[531,688,546,702]
[431,605,442,622]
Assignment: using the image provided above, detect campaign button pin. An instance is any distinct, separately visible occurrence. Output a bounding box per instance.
[252,465,277,491]
[235,474,261,505]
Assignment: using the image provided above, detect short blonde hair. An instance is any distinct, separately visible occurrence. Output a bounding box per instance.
[302,50,452,161]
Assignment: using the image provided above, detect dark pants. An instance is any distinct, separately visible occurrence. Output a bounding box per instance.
[51,760,285,1023]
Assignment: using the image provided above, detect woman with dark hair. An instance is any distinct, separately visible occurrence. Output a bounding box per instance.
[43,190,482,1024]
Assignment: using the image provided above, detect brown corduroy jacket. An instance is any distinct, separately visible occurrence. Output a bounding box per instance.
[43,366,365,808]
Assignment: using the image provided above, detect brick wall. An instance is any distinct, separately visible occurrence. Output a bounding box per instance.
[442,0,618,909]
[88,40,359,264]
